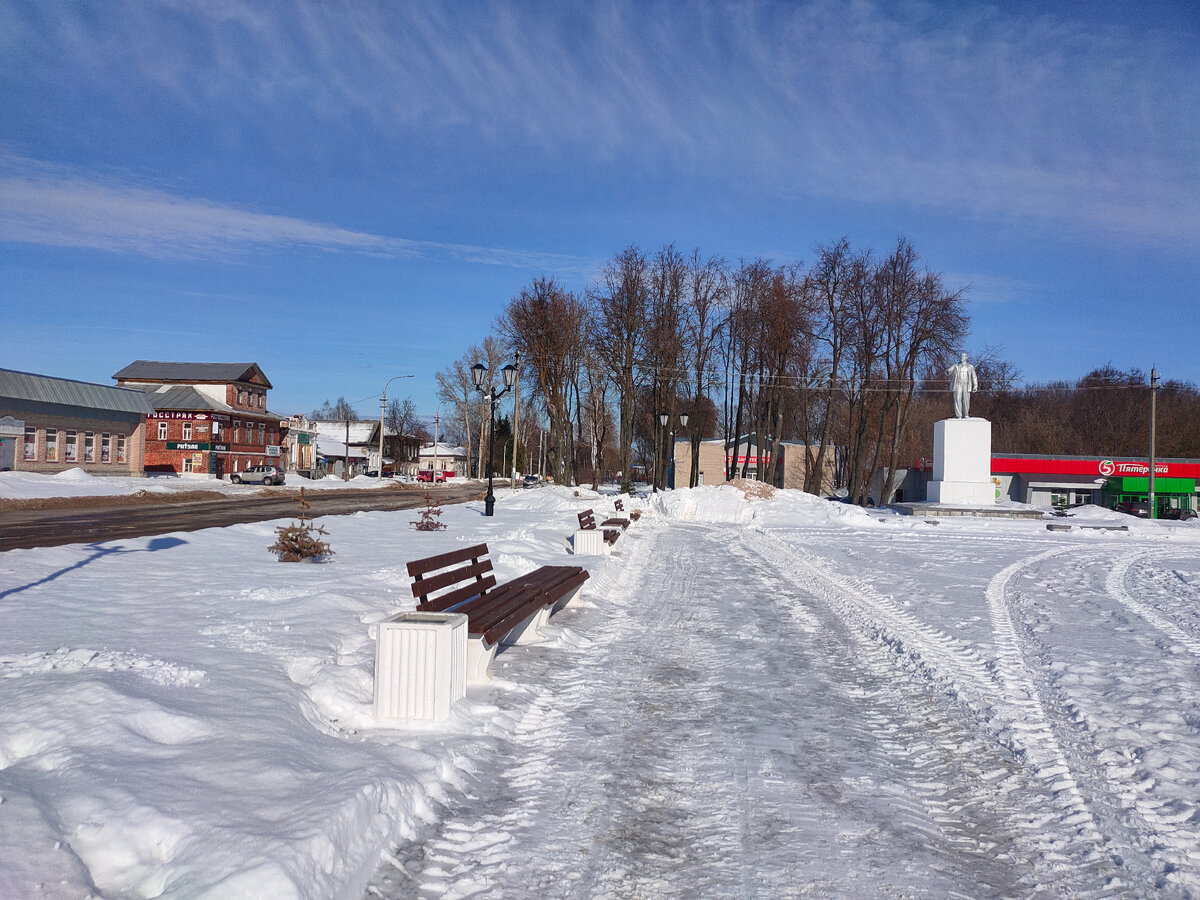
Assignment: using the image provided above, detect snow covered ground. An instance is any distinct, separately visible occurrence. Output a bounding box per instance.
[1,480,1198,898]
[0,468,437,502]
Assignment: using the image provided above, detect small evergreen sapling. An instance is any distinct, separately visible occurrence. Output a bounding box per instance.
[269,488,334,561]
[411,492,447,531]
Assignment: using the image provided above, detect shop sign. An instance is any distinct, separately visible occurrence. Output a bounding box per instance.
[266,445,281,457]
[0,416,25,436]
[1101,459,1168,476]
[153,412,201,420]
[167,441,208,451]
[212,442,230,452]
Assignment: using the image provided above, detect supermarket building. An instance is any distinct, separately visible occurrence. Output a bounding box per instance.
[908,453,1200,512]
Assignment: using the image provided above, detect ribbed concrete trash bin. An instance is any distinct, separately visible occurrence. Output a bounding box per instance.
[373,611,468,723]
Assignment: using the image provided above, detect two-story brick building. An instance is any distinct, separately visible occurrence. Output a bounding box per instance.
[113,361,281,478]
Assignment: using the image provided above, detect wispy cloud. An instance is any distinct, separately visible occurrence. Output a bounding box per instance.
[0,154,593,271]
[5,2,1199,249]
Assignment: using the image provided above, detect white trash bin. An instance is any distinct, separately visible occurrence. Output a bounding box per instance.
[373,611,468,723]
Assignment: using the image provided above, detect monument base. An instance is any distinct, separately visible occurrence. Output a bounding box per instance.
[927,480,996,505]
[927,417,994,506]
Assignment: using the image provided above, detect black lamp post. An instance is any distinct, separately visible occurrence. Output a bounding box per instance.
[472,360,518,516]
[656,412,669,492]
[676,413,689,488]
[659,412,689,489]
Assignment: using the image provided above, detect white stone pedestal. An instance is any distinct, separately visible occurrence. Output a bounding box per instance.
[927,418,995,505]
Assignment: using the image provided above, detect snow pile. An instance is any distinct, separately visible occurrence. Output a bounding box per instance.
[648,483,759,524]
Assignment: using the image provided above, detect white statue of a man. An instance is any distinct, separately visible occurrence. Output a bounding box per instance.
[948,352,978,418]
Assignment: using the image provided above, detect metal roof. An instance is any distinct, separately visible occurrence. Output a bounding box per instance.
[0,368,156,415]
[113,360,272,389]
[138,385,237,414]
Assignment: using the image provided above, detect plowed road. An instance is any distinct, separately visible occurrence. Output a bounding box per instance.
[0,485,481,552]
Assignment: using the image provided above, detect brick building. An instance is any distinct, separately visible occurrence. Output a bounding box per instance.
[113,361,281,478]
[0,368,153,476]
[671,435,836,493]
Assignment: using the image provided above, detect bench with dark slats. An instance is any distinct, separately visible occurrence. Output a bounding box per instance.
[406,543,588,681]
[577,509,620,544]
[614,498,641,521]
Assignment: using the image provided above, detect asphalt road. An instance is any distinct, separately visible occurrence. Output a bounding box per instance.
[0,485,482,552]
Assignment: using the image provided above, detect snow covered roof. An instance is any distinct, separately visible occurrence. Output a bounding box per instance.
[315,435,369,459]
[312,420,379,446]
[0,367,156,416]
[419,442,466,458]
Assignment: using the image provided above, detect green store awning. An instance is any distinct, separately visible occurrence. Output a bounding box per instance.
[1107,476,1196,494]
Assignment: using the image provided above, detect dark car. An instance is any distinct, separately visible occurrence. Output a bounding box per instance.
[231,465,285,486]
[1158,507,1197,521]
[1113,501,1150,518]
[523,475,540,487]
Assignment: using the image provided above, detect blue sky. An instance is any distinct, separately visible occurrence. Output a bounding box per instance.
[3,1,1198,419]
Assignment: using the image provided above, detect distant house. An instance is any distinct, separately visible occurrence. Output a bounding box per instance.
[113,360,281,478]
[383,431,422,478]
[0,367,154,476]
[419,441,467,478]
[280,414,321,477]
[312,420,381,478]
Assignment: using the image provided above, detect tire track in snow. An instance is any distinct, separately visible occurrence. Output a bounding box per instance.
[1106,550,1200,658]
[982,548,1107,849]
[747,531,1119,894]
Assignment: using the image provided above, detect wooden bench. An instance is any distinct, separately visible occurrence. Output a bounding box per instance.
[575,509,621,555]
[407,543,588,682]
[614,498,641,521]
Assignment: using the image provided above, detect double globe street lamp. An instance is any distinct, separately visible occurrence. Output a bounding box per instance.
[471,360,518,516]
[657,411,689,490]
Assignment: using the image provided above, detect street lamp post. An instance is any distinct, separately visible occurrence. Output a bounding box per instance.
[378,375,414,483]
[471,361,518,516]
[658,412,688,489]
[656,412,669,492]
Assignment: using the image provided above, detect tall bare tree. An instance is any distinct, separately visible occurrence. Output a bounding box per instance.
[590,245,650,493]
[499,277,586,486]
[681,250,728,487]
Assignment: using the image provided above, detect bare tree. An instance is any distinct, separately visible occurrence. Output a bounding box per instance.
[590,245,649,493]
[681,250,728,487]
[499,277,586,486]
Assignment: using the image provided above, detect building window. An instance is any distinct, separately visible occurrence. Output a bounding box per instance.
[182,422,192,440]
[65,430,78,462]
[259,423,265,444]
[239,390,247,406]
[24,427,37,460]
[117,434,127,463]
[233,420,240,442]
[158,421,168,441]
[84,432,95,463]
[45,428,58,461]
[101,434,112,463]
[183,456,194,474]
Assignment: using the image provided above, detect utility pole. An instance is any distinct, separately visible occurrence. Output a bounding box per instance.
[1149,366,1158,519]
[432,408,439,482]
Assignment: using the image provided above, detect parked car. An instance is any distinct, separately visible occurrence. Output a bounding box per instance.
[416,470,448,483]
[231,465,285,486]
[1158,506,1197,521]
[523,474,540,487]
[1113,501,1150,518]
[364,469,393,478]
